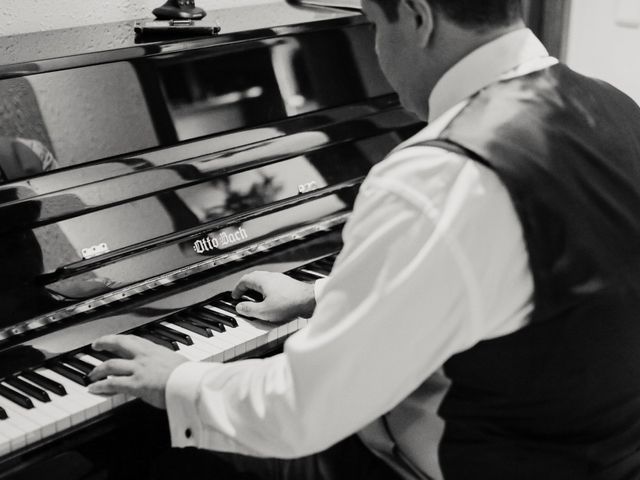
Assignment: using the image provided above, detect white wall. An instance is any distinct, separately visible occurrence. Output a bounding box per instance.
[566,0,640,104]
[0,0,279,36]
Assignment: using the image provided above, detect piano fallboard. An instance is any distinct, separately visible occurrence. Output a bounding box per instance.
[0,5,423,478]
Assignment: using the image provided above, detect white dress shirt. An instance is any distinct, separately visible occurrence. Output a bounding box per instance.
[165,28,555,466]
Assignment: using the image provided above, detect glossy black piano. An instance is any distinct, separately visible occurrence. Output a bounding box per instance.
[0,3,422,478]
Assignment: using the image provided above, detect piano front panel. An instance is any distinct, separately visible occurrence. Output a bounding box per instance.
[0,11,424,479]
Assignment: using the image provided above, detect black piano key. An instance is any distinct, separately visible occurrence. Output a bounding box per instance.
[0,406,7,420]
[5,377,51,403]
[87,349,118,362]
[171,318,213,338]
[298,267,326,278]
[152,324,193,346]
[0,383,34,409]
[205,301,240,318]
[147,328,186,348]
[287,270,318,282]
[218,290,263,304]
[241,290,264,303]
[22,371,67,396]
[64,357,97,376]
[215,291,244,307]
[316,257,336,269]
[217,290,263,308]
[306,262,331,275]
[201,306,238,328]
[136,332,179,351]
[49,363,91,387]
[136,331,180,351]
[185,311,226,333]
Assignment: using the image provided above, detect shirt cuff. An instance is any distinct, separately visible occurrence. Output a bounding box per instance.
[165,361,225,448]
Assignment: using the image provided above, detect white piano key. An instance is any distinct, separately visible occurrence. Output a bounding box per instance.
[0,430,11,456]
[177,347,206,362]
[276,324,289,339]
[0,401,44,445]
[13,377,72,433]
[76,354,102,368]
[0,387,62,439]
[192,327,238,356]
[30,370,90,425]
[235,316,271,336]
[160,322,225,361]
[287,320,298,335]
[0,294,310,456]
[217,326,252,357]
[35,369,110,419]
[158,325,212,361]
[224,320,264,344]
[197,332,237,361]
[29,398,72,433]
[235,317,272,349]
[0,417,28,453]
[267,326,279,343]
[18,377,85,427]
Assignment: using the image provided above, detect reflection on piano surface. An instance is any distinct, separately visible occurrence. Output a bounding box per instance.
[0,5,422,479]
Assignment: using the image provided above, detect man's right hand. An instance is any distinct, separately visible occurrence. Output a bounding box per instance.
[232,271,317,323]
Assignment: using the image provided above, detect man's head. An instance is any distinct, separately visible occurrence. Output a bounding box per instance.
[361,0,525,120]
[365,0,523,29]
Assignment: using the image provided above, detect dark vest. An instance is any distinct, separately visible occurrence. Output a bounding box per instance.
[421,64,640,479]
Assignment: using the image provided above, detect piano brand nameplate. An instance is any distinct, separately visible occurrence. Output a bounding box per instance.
[193,227,249,254]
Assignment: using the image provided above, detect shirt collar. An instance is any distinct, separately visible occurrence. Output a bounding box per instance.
[428,28,552,122]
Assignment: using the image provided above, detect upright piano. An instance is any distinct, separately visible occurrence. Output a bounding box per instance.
[0,3,421,478]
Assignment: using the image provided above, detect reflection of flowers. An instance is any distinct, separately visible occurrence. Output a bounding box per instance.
[205,173,283,220]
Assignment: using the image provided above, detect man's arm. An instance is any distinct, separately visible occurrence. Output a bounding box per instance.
[88,146,533,458]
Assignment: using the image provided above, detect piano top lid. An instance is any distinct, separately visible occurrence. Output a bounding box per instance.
[0,2,359,74]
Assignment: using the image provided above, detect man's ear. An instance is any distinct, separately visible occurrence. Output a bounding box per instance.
[401,0,434,47]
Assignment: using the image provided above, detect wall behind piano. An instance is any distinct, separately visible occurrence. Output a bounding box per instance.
[565,0,640,105]
[0,0,280,35]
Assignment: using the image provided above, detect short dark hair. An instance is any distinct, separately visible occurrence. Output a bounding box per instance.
[369,0,523,29]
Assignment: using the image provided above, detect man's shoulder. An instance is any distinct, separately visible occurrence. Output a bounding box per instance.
[370,122,478,187]
[376,142,464,175]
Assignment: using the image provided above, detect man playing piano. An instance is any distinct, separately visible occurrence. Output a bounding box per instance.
[89,0,640,478]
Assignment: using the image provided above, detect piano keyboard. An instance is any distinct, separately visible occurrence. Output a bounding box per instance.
[0,256,336,457]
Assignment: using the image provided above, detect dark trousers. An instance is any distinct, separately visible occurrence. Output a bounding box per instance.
[153,435,402,480]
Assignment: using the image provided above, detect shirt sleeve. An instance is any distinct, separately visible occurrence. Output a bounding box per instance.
[165,146,534,458]
[313,277,329,299]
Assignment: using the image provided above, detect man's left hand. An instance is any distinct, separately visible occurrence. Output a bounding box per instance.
[88,334,188,409]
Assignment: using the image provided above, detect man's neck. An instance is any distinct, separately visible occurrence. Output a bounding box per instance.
[418,20,527,120]
[425,27,551,122]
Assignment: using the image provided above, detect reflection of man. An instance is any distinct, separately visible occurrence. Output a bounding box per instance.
[89,0,640,478]
[0,137,58,182]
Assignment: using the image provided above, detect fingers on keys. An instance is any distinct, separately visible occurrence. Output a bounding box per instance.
[92,334,156,359]
[232,271,268,300]
[88,375,135,396]
[88,359,135,383]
